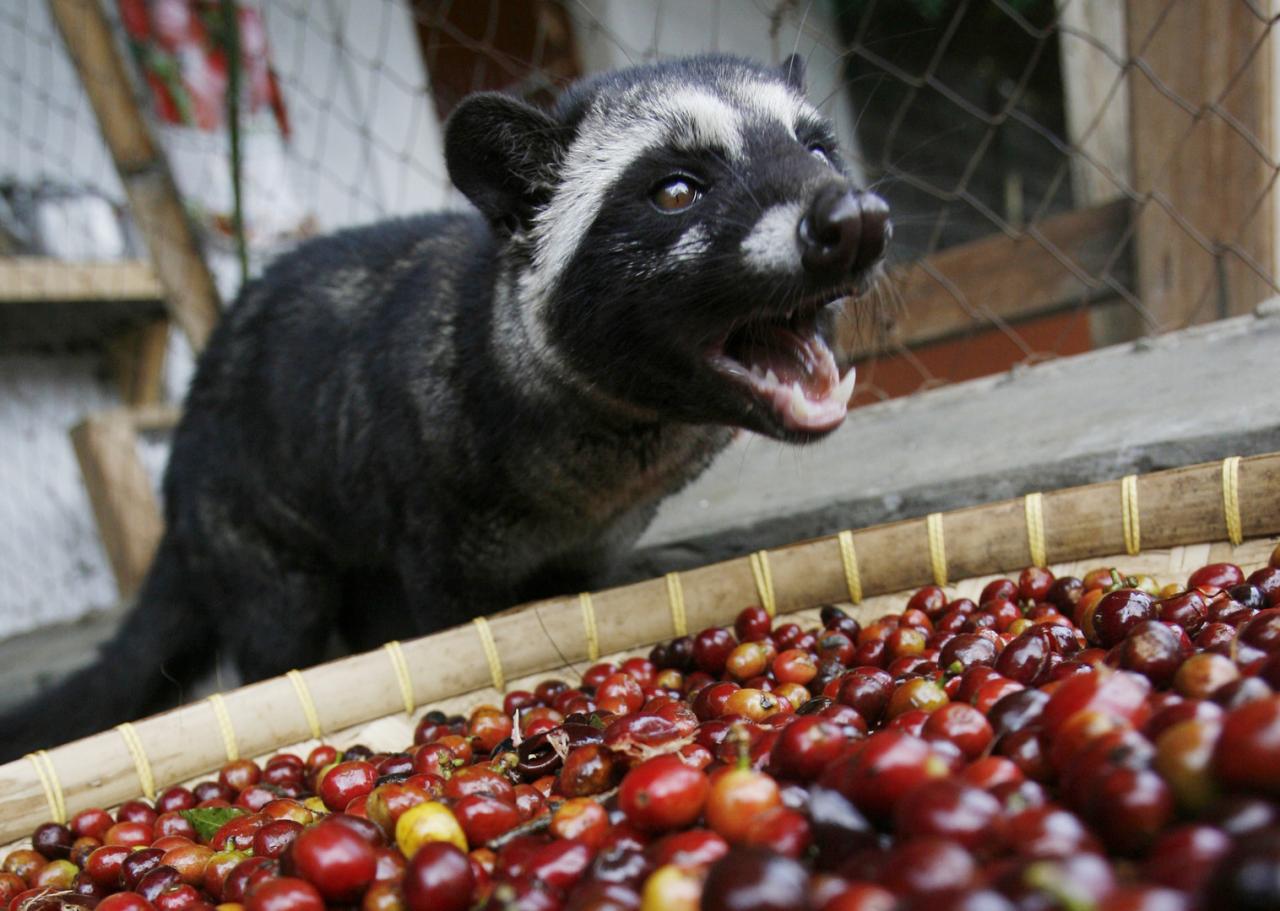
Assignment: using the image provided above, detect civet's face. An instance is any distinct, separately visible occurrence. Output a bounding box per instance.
[448,55,890,440]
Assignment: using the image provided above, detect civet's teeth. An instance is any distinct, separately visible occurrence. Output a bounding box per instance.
[783,391,814,419]
[836,365,857,401]
[765,369,779,386]
[785,382,809,419]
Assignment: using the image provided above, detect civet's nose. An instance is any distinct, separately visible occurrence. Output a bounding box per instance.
[798,186,891,275]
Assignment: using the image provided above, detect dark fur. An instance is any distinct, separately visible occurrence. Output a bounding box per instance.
[2,55,877,758]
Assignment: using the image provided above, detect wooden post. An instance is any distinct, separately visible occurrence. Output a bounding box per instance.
[1058,1,1133,207]
[48,0,221,352]
[105,320,169,406]
[70,410,165,599]
[1126,0,1276,328]
[1057,0,1145,347]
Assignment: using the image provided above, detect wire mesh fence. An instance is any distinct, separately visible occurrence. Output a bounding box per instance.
[1,0,1278,634]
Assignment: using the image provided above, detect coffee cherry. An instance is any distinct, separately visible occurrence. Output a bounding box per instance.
[819,732,949,824]
[246,877,324,911]
[878,837,976,897]
[103,821,153,848]
[121,848,166,890]
[1188,563,1245,593]
[705,768,780,842]
[734,606,772,642]
[923,702,994,759]
[1173,652,1239,699]
[639,864,701,911]
[160,843,213,887]
[319,761,378,812]
[1206,826,1280,911]
[69,809,114,842]
[401,843,472,911]
[395,802,467,857]
[694,628,736,674]
[291,820,377,901]
[1213,695,1280,796]
[135,865,182,903]
[96,893,155,911]
[30,824,72,862]
[0,874,25,908]
[221,856,277,904]
[618,756,709,832]
[701,847,808,911]
[1091,590,1156,647]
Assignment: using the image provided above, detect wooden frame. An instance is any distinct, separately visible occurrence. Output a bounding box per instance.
[840,0,1278,358]
[48,0,221,352]
[1058,0,1133,208]
[1126,0,1277,327]
[0,258,168,404]
[40,0,219,590]
[70,406,178,599]
[0,258,162,302]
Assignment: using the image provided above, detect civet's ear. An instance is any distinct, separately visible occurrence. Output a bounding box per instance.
[779,53,806,93]
[444,93,568,233]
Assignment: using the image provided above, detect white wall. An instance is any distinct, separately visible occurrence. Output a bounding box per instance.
[259,0,454,228]
[0,0,123,201]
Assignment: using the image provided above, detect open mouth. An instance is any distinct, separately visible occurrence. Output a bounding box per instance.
[706,299,856,435]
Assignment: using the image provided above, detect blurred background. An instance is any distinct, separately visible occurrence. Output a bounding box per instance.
[2,0,1278,681]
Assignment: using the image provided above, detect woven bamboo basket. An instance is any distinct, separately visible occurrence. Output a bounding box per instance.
[2,451,1279,846]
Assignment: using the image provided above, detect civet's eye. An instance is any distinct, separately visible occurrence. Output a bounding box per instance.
[651,176,702,212]
[808,143,831,163]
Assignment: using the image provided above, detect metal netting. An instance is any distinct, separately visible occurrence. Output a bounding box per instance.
[1,0,1278,636]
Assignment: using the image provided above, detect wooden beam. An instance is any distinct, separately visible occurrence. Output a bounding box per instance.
[1057,0,1132,207]
[1126,0,1276,327]
[105,319,169,406]
[0,258,169,402]
[0,258,163,302]
[840,199,1132,358]
[71,410,164,599]
[126,404,182,433]
[1058,0,1143,348]
[48,0,221,351]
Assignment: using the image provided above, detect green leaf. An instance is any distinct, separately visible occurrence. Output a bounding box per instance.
[180,806,248,843]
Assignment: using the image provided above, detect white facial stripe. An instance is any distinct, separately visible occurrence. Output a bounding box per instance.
[741,202,804,273]
[736,80,817,139]
[659,88,745,158]
[669,224,711,263]
[524,117,655,307]
[523,87,746,308]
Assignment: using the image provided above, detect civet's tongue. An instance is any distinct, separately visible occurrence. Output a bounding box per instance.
[714,324,856,433]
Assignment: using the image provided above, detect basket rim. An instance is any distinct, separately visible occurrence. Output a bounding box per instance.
[0,452,1277,841]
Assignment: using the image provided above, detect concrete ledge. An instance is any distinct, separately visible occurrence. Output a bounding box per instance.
[619,302,1280,580]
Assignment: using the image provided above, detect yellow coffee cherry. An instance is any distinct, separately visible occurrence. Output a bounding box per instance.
[640,865,702,911]
[395,800,468,857]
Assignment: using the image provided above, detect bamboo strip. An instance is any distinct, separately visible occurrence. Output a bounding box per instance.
[2,454,1279,841]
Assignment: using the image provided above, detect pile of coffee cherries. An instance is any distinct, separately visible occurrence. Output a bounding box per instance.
[5,547,1280,911]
